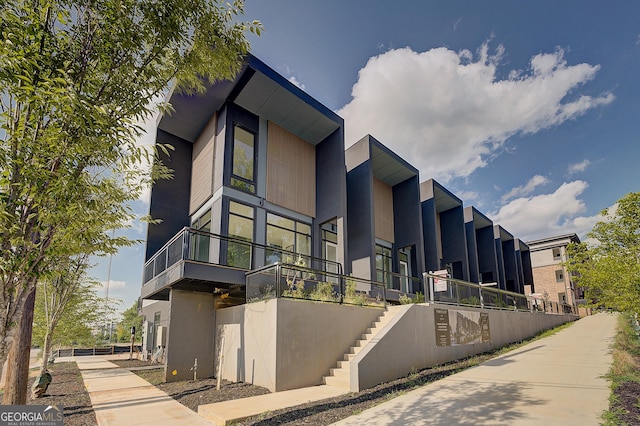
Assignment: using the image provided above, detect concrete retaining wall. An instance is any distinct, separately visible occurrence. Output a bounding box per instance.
[216,298,383,391]
[215,299,577,392]
[351,303,577,391]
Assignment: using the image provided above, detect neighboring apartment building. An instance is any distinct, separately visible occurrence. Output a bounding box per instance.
[527,233,581,312]
[138,54,538,381]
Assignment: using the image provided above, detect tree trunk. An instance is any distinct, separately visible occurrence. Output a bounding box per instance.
[2,288,36,405]
[39,331,53,377]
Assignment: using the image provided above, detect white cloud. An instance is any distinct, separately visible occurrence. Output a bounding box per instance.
[338,44,614,182]
[567,159,591,175]
[489,180,602,240]
[98,280,127,293]
[501,175,549,202]
[288,76,306,90]
[456,190,479,204]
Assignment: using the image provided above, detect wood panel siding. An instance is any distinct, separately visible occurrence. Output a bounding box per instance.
[373,178,394,243]
[266,122,315,217]
[190,113,217,214]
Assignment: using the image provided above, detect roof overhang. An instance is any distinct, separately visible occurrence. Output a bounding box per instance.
[158,55,342,145]
[421,179,463,212]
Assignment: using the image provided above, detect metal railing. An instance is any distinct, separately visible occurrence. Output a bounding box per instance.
[379,270,425,295]
[246,263,387,308]
[143,227,343,284]
[423,272,576,314]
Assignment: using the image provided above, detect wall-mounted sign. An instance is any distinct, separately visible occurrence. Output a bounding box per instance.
[435,308,491,347]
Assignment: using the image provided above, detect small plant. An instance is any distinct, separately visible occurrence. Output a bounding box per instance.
[399,294,412,304]
[399,292,425,304]
[308,282,339,302]
[343,278,367,306]
[460,296,480,306]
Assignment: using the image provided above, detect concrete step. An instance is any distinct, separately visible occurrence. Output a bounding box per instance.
[199,385,349,426]
[327,306,404,391]
[337,360,350,369]
[323,375,350,389]
[328,367,349,380]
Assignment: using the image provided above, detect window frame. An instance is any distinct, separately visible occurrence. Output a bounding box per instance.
[230,124,257,194]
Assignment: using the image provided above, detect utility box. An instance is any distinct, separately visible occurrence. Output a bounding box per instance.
[141,321,154,353]
[156,326,167,347]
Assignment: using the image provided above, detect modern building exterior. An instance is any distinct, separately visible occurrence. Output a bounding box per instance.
[421,179,469,281]
[464,206,499,285]
[527,233,582,312]
[138,54,541,384]
[345,135,425,300]
[140,54,347,380]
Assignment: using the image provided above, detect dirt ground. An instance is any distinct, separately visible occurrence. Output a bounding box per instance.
[25,362,97,426]
[611,381,640,425]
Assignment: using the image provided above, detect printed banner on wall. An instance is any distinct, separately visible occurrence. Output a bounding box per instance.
[434,308,491,347]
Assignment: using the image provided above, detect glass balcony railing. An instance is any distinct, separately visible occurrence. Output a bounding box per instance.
[246,263,387,308]
[143,227,344,285]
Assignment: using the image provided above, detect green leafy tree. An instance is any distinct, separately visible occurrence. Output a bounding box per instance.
[566,192,640,316]
[0,0,260,403]
[31,255,112,376]
[116,301,143,343]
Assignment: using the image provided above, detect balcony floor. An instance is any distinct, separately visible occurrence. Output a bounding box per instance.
[141,260,248,301]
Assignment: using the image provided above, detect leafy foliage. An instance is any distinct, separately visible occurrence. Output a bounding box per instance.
[115,301,143,343]
[31,255,116,374]
[566,192,640,315]
[0,0,259,383]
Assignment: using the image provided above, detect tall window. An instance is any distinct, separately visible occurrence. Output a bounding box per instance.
[192,210,211,263]
[231,125,256,193]
[322,221,339,274]
[398,247,411,292]
[376,244,392,288]
[266,213,311,265]
[228,201,254,268]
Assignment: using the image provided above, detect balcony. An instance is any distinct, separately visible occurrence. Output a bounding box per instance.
[141,227,343,301]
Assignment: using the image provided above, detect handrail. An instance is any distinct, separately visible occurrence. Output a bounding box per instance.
[423,272,576,315]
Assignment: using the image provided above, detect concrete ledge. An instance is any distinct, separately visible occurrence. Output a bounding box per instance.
[198,385,348,426]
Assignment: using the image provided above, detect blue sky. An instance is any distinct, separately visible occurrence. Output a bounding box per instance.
[92,1,640,310]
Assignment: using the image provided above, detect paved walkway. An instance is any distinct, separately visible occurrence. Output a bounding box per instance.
[75,356,212,426]
[332,312,618,426]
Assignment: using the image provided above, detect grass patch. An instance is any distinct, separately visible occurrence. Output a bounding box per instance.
[602,314,640,426]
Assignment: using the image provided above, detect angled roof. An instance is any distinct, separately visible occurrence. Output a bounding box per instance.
[158,54,342,145]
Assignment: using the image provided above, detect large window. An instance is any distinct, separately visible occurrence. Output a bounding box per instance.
[227,201,254,268]
[376,244,392,288]
[231,125,256,193]
[266,213,311,265]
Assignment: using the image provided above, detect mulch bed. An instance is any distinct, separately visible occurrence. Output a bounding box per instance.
[26,362,97,426]
[611,381,640,425]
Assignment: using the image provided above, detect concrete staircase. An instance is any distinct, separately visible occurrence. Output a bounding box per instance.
[322,305,403,390]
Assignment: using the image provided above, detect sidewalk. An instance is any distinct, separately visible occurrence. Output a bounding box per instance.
[75,356,213,426]
[332,313,618,425]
